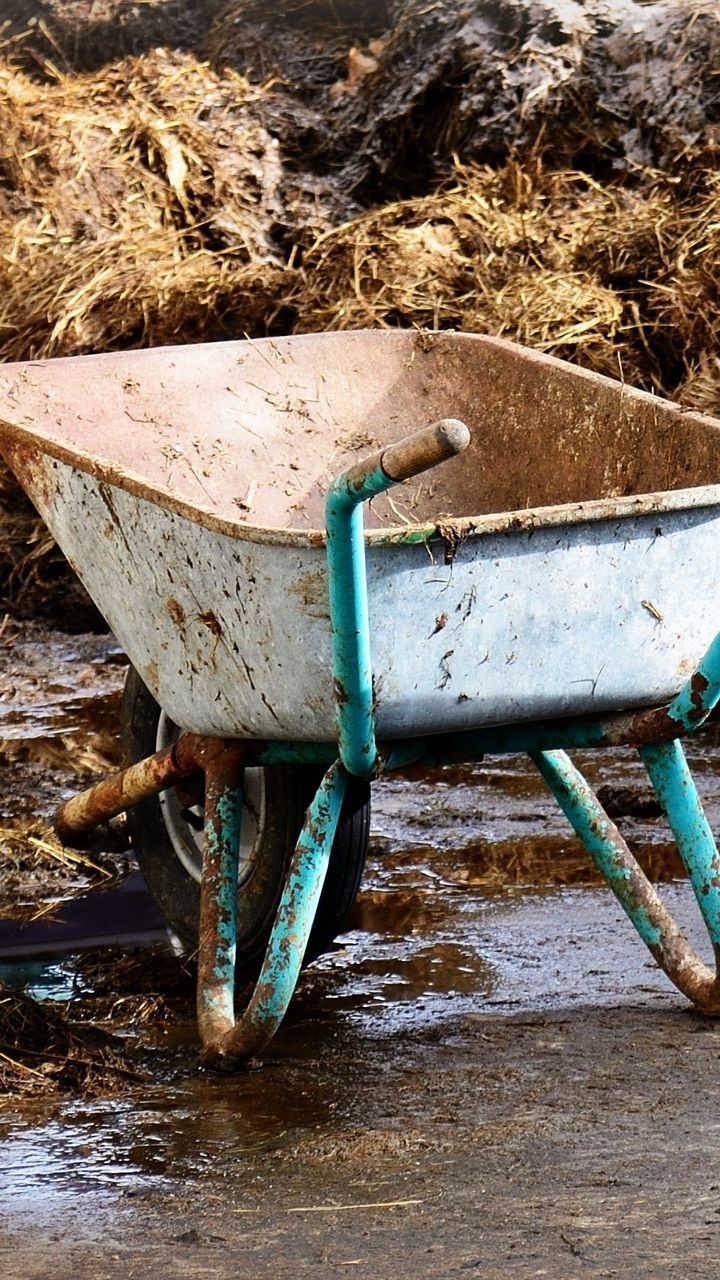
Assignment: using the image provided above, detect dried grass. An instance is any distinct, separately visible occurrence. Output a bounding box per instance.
[0,732,116,774]
[70,944,195,1027]
[293,161,651,383]
[292,155,720,410]
[0,980,139,1100]
[0,48,289,362]
[0,821,110,874]
[0,820,121,921]
[0,42,292,612]
[640,169,720,416]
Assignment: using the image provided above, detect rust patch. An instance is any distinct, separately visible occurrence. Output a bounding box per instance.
[435,521,462,565]
[199,610,223,660]
[166,598,186,628]
[3,441,54,509]
[199,610,222,638]
[334,678,351,707]
[688,670,710,722]
[54,744,196,843]
[194,738,254,1059]
[292,569,327,609]
[676,656,695,681]
[619,673,712,740]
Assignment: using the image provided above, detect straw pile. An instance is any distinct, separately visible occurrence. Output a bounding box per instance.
[293,162,638,383]
[2,0,720,617]
[293,154,720,402]
[0,47,291,362]
[0,979,136,1099]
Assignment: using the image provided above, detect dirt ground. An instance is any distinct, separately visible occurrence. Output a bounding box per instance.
[4,1001,720,1278]
[2,626,720,1277]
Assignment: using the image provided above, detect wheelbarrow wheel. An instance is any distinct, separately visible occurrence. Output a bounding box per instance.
[120,667,370,978]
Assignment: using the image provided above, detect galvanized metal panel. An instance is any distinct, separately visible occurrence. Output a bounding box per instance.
[10,448,720,741]
[5,331,720,742]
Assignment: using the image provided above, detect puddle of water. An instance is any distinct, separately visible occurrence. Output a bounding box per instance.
[5,621,720,1241]
[0,864,715,1250]
[0,1072,348,1219]
[2,628,125,734]
[307,875,713,1035]
[310,928,495,1029]
[0,958,85,1000]
[0,1110,177,1223]
[1,873,712,1230]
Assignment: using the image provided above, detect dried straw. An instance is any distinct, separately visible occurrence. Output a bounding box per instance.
[293,161,650,383]
[0,42,292,612]
[0,48,288,362]
[0,980,138,1100]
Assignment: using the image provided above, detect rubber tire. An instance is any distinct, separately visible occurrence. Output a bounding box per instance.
[120,667,370,978]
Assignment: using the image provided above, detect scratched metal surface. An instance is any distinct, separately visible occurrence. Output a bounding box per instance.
[3,329,720,540]
[3,330,720,739]
[3,451,720,740]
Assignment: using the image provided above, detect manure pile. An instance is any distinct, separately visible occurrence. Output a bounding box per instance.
[2,0,720,619]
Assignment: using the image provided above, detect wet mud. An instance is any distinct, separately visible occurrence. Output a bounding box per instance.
[3,624,720,1276]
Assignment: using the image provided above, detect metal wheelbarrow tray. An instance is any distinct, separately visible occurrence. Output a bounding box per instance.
[2,329,720,1066]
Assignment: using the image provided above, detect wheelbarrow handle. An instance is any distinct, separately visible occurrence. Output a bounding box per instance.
[340,418,470,493]
[325,418,471,779]
[381,418,471,483]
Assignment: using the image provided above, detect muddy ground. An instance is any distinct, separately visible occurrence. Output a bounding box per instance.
[3,2,720,1273]
[2,624,720,1277]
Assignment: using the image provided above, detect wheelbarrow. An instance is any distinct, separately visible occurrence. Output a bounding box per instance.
[3,329,720,1068]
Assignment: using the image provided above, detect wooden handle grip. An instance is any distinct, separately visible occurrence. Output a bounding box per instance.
[381,419,470,483]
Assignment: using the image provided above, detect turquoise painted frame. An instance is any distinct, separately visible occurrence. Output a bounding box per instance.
[192,431,720,1058]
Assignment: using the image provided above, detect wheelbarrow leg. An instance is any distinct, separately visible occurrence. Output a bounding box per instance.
[196,741,250,1044]
[531,748,720,1013]
[640,738,720,952]
[198,758,349,1068]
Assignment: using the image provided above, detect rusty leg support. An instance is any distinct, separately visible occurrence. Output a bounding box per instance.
[198,758,348,1068]
[195,739,250,1045]
[54,732,350,1066]
[54,741,199,844]
[532,748,720,1014]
